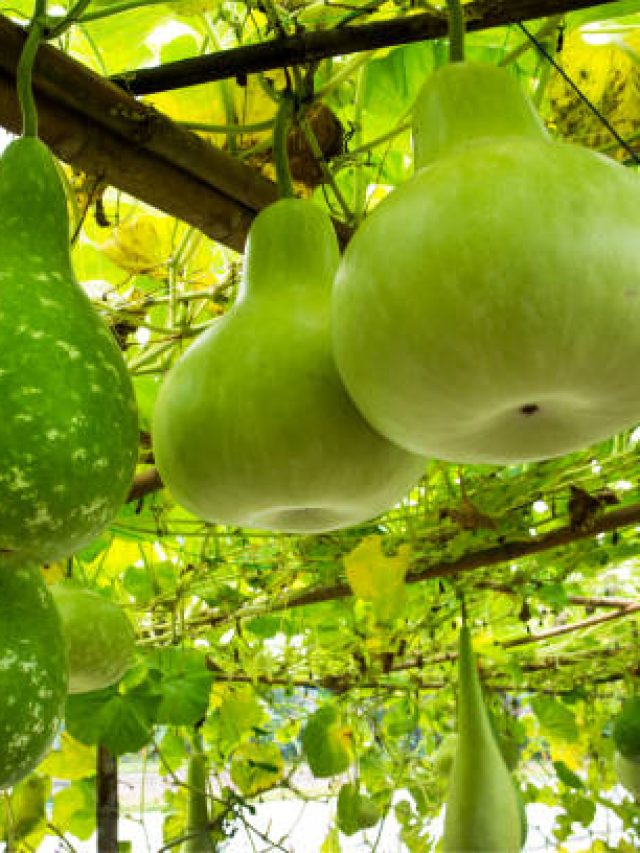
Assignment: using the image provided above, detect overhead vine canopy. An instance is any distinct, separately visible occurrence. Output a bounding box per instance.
[2,0,640,849]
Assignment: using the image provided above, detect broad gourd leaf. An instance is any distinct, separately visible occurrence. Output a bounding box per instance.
[531,696,579,743]
[147,648,214,727]
[214,686,267,753]
[0,775,49,844]
[230,741,284,796]
[65,680,161,755]
[52,778,97,841]
[345,536,411,622]
[301,705,352,778]
[39,732,96,780]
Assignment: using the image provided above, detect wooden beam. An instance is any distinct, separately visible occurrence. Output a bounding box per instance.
[0,15,279,251]
[109,0,621,95]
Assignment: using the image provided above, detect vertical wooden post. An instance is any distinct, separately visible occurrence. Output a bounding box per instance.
[97,744,118,853]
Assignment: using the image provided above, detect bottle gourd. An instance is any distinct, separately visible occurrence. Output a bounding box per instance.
[0,567,67,788]
[0,138,139,566]
[442,624,522,852]
[153,199,424,533]
[51,584,135,694]
[333,63,640,464]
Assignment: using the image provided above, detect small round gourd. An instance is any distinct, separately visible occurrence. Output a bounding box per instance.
[51,584,135,694]
[0,567,67,788]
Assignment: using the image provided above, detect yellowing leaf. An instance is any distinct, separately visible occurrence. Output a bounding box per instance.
[472,631,510,665]
[550,740,583,773]
[101,216,171,276]
[345,536,411,622]
[39,732,96,780]
[42,563,66,585]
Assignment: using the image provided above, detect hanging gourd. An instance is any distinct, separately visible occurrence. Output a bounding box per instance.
[0,566,67,788]
[332,5,640,465]
[442,623,523,852]
[0,13,138,567]
[612,696,640,800]
[51,584,136,694]
[152,97,425,533]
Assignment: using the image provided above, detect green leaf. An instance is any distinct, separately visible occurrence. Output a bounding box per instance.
[531,696,579,743]
[147,648,214,727]
[0,775,49,842]
[302,706,352,778]
[65,680,161,755]
[53,778,97,841]
[553,760,584,789]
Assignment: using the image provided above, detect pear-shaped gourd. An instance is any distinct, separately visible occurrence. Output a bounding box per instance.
[152,199,424,533]
[333,63,640,464]
[0,566,67,787]
[51,584,135,693]
[0,138,138,566]
[442,625,522,852]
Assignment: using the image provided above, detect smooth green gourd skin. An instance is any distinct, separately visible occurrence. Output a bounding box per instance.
[0,566,67,788]
[153,199,425,534]
[615,751,640,800]
[183,737,215,853]
[442,625,522,852]
[0,138,139,566]
[51,584,135,694]
[333,63,640,464]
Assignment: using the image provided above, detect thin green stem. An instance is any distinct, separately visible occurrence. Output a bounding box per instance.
[299,112,354,223]
[76,0,169,26]
[17,0,47,137]
[177,118,274,135]
[352,65,367,224]
[315,50,373,99]
[45,0,92,39]
[445,0,465,63]
[273,94,295,199]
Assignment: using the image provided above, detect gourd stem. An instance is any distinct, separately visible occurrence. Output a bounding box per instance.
[17,0,47,138]
[445,0,465,63]
[273,93,295,199]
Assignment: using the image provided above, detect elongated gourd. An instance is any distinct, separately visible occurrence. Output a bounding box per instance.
[153,198,425,534]
[184,734,215,853]
[443,625,522,852]
[0,566,67,787]
[0,138,139,566]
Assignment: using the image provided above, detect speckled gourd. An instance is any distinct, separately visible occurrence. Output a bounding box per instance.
[442,624,523,852]
[0,138,139,566]
[0,566,67,788]
[51,584,135,693]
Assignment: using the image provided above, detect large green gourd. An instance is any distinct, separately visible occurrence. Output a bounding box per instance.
[333,63,640,464]
[51,584,135,694]
[0,138,139,566]
[0,566,67,787]
[442,624,522,852]
[153,198,424,534]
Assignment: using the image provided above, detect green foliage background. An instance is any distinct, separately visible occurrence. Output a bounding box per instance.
[3,0,640,849]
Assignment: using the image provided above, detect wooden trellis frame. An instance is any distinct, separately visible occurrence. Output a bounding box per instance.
[0,0,622,250]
